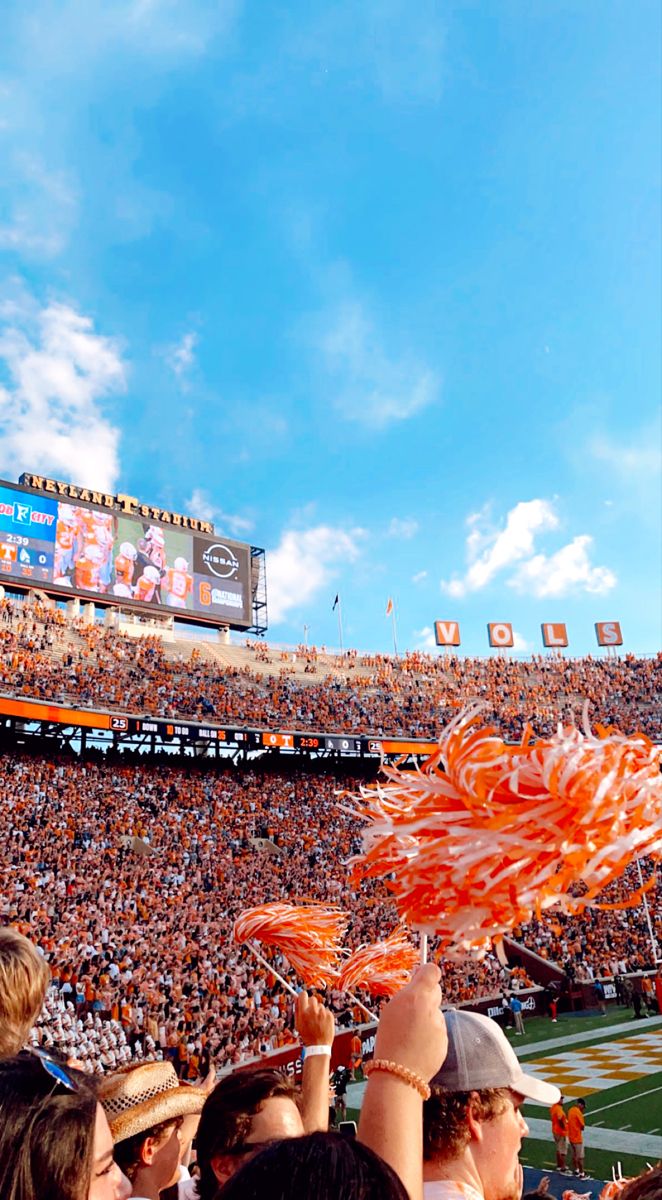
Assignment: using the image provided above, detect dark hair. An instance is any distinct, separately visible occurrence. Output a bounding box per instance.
[196,1069,298,1200]
[0,1053,97,1200]
[115,1115,183,1182]
[423,1087,512,1161]
[214,1131,408,1200]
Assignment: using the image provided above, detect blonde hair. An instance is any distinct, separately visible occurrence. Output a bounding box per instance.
[0,928,50,1057]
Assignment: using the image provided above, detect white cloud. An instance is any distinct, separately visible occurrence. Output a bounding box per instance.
[441,499,617,600]
[388,516,419,539]
[267,524,364,624]
[442,500,559,598]
[164,331,198,384]
[512,631,531,652]
[412,569,427,584]
[317,300,440,428]
[413,625,436,649]
[0,293,125,492]
[509,535,617,598]
[185,488,254,537]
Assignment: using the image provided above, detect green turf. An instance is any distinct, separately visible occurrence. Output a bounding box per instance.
[504,1006,647,1054]
[519,1136,651,1181]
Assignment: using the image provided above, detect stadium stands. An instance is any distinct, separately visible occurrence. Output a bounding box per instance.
[0,594,659,1075]
[0,596,660,739]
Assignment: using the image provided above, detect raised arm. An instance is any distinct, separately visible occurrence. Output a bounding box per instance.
[358,963,446,1200]
[296,991,335,1133]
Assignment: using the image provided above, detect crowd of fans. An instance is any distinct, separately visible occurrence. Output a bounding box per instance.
[0,594,659,1075]
[0,597,659,740]
[1,748,517,1075]
[1,744,658,1078]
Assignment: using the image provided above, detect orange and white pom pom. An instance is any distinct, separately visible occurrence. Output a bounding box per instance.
[233,902,348,988]
[338,927,419,997]
[351,707,662,958]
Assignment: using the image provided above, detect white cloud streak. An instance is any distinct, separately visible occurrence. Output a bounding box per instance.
[267,524,364,624]
[317,300,440,428]
[589,427,662,478]
[185,488,254,537]
[0,294,125,492]
[165,331,198,383]
[0,153,78,260]
[388,516,419,539]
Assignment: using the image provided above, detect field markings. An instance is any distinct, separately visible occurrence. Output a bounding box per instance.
[590,1082,662,1116]
[524,1118,662,1159]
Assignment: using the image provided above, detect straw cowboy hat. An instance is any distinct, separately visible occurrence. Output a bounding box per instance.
[98,1061,204,1143]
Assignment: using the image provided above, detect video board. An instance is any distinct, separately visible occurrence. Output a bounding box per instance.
[0,479,253,628]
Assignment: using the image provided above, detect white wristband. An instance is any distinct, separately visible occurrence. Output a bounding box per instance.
[303,1044,332,1058]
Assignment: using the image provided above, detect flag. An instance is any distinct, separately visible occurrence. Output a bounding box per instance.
[385,598,394,617]
[332,594,339,611]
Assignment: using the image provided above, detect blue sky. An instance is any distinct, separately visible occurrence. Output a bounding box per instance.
[0,0,660,656]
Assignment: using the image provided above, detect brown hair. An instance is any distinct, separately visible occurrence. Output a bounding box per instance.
[0,1053,97,1200]
[195,1068,298,1200]
[0,929,50,1058]
[423,1087,512,1161]
[114,1116,183,1182]
[619,1165,662,1200]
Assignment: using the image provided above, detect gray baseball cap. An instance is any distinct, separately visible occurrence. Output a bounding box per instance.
[431,1010,560,1105]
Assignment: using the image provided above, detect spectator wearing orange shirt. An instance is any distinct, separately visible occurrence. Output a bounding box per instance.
[549,1094,569,1172]
[567,1097,587,1178]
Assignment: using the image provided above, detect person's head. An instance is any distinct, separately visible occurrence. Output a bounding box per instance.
[0,1052,130,1200]
[98,1062,204,1194]
[213,1131,407,1200]
[576,1098,586,1110]
[195,1068,304,1198]
[0,928,50,1057]
[424,1010,560,1200]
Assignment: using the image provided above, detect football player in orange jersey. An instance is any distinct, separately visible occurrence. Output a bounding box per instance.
[54,506,78,579]
[163,556,193,608]
[74,544,103,592]
[91,513,115,591]
[114,541,137,590]
[134,564,161,603]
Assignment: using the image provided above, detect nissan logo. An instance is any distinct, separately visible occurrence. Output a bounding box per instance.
[202,543,240,579]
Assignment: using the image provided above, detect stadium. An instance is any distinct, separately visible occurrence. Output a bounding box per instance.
[0,471,659,1198]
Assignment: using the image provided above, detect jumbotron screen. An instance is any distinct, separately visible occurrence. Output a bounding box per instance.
[0,479,253,628]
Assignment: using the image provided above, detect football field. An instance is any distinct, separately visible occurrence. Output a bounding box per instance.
[516,1010,662,1182]
[346,1008,662,1187]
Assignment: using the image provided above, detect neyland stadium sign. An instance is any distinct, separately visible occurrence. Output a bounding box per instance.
[18,473,214,534]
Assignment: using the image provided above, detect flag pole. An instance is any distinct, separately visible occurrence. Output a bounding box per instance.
[636,857,660,963]
[391,602,398,657]
[337,596,344,655]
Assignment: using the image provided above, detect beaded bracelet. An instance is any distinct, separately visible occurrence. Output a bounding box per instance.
[364,1058,431,1100]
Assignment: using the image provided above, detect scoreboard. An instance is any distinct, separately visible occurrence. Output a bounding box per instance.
[0,693,438,758]
[0,477,255,629]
